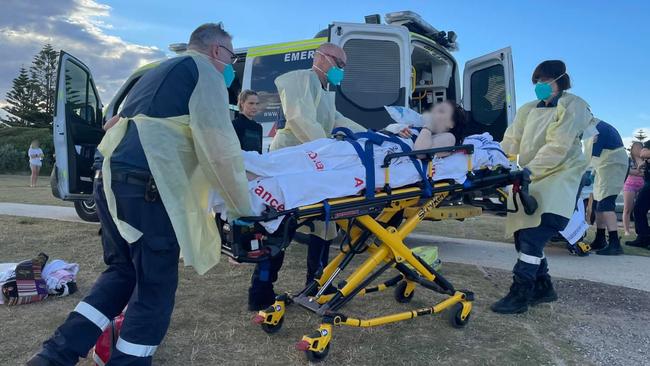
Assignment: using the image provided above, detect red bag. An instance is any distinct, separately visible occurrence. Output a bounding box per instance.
[92,313,125,366]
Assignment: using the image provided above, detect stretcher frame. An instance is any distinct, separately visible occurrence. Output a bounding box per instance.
[219,145,536,362]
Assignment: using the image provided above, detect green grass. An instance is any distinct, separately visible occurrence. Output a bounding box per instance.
[1,216,649,365]
[0,174,70,207]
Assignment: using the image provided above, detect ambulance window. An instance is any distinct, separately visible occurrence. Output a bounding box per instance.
[250,49,316,124]
[469,64,506,126]
[64,59,100,127]
[340,39,400,108]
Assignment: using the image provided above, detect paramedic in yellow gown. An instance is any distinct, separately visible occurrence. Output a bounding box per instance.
[248,43,366,310]
[29,23,253,365]
[583,119,628,255]
[493,60,594,314]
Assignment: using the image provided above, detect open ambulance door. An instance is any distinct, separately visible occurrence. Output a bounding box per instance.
[462,47,515,141]
[52,51,104,201]
[329,22,411,130]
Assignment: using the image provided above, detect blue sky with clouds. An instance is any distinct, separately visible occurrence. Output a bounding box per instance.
[2,0,649,142]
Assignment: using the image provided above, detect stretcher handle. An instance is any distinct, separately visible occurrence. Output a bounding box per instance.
[381,144,475,168]
[508,168,538,215]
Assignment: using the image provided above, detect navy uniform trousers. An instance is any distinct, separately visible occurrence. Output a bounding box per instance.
[512,213,569,281]
[251,235,330,292]
[634,182,650,237]
[39,179,180,365]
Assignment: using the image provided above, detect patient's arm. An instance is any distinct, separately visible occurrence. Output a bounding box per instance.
[414,129,456,158]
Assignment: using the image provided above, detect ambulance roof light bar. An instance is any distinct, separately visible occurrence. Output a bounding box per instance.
[384,11,459,51]
[365,14,381,24]
[169,43,188,54]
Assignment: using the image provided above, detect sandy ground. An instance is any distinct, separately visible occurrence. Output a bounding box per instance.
[1,216,648,366]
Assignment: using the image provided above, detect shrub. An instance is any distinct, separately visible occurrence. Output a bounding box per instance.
[0,127,54,174]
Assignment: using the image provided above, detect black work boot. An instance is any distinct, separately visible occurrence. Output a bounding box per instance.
[491,276,534,314]
[26,354,54,366]
[597,233,624,256]
[589,228,607,250]
[625,235,650,248]
[530,275,558,306]
[248,285,276,311]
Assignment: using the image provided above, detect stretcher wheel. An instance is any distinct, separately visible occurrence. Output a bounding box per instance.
[394,281,414,303]
[261,317,284,334]
[449,303,471,328]
[305,343,330,362]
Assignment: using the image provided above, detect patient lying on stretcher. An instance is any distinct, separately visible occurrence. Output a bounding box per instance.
[210,101,513,232]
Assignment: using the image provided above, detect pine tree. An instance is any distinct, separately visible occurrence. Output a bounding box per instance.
[1,67,39,126]
[635,129,647,142]
[29,44,58,126]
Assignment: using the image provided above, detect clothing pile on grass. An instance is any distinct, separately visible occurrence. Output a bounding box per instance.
[0,253,78,305]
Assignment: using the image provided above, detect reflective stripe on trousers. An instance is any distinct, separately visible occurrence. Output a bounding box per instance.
[116,337,158,357]
[517,252,545,265]
[74,301,111,331]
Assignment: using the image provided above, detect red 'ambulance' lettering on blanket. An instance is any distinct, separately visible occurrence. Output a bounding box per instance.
[254,185,285,211]
[354,177,364,187]
[307,151,324,171]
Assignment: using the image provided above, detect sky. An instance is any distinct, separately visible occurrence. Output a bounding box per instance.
[1,0,649,144]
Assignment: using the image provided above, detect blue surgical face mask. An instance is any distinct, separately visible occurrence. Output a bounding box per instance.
[326,66,344,86]
[534,73,566,101]
[316,51,345,86]
[534,82,553,101]
[211,57,236,88]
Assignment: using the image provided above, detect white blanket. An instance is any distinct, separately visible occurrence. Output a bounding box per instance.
[211,133,513,233]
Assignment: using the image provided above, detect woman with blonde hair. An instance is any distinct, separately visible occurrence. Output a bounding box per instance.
[28,140,44,187]
[232,89,263,153]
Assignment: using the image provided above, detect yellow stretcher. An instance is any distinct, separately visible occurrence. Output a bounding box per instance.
[218,145,537,362]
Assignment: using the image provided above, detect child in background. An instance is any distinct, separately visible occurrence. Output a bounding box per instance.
[28,140,44,187]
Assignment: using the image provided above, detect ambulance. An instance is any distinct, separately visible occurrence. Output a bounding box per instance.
[51,11,516,221]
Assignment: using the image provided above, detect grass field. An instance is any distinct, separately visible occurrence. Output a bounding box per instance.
[0,174,70,207]
[1,173,648,258]
[1,215,648,365]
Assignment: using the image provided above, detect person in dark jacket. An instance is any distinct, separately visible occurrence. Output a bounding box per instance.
[232,89,263,153]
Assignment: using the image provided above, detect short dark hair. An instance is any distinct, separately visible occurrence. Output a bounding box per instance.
[188,23,232,52]
[532,60,571,91]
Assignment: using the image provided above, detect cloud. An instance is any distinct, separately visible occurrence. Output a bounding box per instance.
[0,0,166,111]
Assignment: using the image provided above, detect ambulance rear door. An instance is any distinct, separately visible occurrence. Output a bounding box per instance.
[52,51,104,200]
[329,22,411,130]
[462,47,516,140]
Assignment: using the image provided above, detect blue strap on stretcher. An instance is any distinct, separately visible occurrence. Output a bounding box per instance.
[331,128,377,199]
[330,128,433,198]
[381,134,433,197]
[323,199,331,230]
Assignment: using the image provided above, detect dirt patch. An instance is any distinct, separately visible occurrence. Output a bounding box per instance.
[0,215,648,365]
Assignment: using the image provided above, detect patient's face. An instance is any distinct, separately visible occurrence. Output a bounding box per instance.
[429,102,454,133]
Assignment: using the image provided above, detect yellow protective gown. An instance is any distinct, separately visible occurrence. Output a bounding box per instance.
[583,124,629,201]
[98,51,253,275]
[271,69,365,239]
[501,93,594,237]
